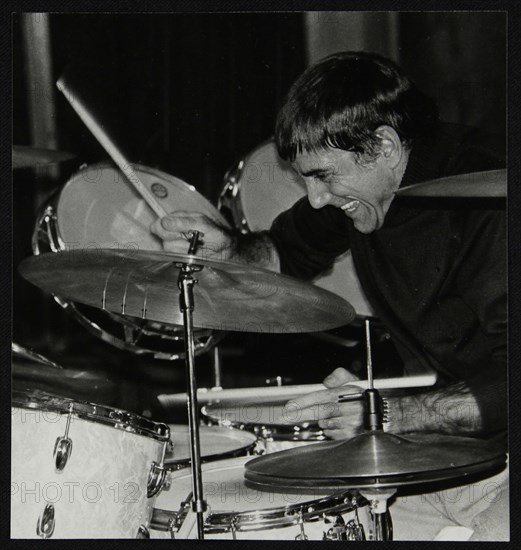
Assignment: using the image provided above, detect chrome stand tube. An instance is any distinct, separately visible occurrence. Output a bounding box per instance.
[177,231,207,539]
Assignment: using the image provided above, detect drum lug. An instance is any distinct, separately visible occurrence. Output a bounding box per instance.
[148,440,168,497]
[147,461,167,498]
[294,510,308,541]
[36,503,55,538]
[53,437,73,471]
[230,517,238,540]
[53,404,73,471]
[136,524,150,539]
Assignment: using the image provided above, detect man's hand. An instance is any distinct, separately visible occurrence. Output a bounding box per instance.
[284,367,365,440]
[150,211,236,260]
[150,210,281,271]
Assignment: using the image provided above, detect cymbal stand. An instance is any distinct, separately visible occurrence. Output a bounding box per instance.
[212,345,223,389]
[360,320,394,541]
[176,231,207,539]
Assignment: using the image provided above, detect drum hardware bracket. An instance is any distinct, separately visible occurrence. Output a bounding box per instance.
[147,462,167,498]
[323,514,349,541]
[294,510,309,541]
[360,488,396,542]
[136,524,150,539]
[151,492,194,536]
[337,392,364,403]
[364,388,384,432]
[36,503,55,538]
[53,403,73,471]
[230,516,238,540]
[147,439,169,497]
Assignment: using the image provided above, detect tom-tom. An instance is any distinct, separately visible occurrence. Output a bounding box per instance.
[32,162,227,360]
[11,388,170,539]
[219,140,374,318]
[165,425,259,470]
[201,388,327,453]
[150,456,370,540]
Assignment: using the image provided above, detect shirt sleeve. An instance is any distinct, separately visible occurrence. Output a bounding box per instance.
[457,209,507,434]
[448,129,507,434]
[269,196,352,280]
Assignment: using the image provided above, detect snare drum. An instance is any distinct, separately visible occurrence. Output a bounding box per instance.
[219,140,374,318]
[11,389,170,539]
[201,390,327,453]
[165,425,259,470]
[151,456,369,540]
[32,162,227,360]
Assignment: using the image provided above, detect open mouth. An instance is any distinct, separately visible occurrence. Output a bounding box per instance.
[340,200,360,213]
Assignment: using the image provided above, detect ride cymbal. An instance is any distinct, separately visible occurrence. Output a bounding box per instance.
[18,249,356,333]
[396,169,506,198]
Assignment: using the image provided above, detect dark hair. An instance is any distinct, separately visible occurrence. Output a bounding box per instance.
[275,51,439,162]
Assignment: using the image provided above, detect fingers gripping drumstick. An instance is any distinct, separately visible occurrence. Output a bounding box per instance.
[56,76,167,219]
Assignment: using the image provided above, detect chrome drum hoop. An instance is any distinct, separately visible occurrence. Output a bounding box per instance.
[205,492,365,533]
[12,388,170,442]
[218,157,250,234]
[164,425,260,471]
[202,410,326,442]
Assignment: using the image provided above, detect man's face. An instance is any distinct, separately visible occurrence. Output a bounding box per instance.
[292,147,401,234]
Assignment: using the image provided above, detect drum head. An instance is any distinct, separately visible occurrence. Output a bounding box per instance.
[165,425,257,466]
[203,400,324,441]
[237,141,304,232]
[57,162,228,250]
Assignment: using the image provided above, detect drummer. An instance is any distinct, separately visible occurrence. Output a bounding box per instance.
[151,52,507,540]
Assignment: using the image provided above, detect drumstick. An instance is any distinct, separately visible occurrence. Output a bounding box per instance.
[56,76,167,218]
[158,372,438,407]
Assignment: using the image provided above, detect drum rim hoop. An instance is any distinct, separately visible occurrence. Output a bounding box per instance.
[12,388,170,442]
[166,456,360,531]
[201,407,326,441]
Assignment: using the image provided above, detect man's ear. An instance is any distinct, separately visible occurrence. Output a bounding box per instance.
[374,125,404,168]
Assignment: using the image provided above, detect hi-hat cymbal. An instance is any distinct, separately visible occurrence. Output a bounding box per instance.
[396,169,506,198]
[244,431,506,490]
[13,145,77,169]
[18,250,356,333]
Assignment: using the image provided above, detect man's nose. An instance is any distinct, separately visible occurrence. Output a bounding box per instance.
[306,180,332,209]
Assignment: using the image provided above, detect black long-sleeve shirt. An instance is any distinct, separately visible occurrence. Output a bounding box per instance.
[269,123,506,434]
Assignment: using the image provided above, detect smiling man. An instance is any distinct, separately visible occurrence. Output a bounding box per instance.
[150,52,507,538]
[151,51,506,440]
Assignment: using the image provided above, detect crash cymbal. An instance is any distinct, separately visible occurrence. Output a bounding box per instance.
[18,250,356,333]
[12,344,118,403]
[12,342,62,369]
[396,169,506,198]
[13,145,77,169]
[244,431,506,490]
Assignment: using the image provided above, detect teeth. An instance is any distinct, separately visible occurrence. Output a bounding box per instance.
[341,200,360,212]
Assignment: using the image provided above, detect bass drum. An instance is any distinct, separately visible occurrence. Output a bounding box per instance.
[219,140,374,318]
[32,162,226,360]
